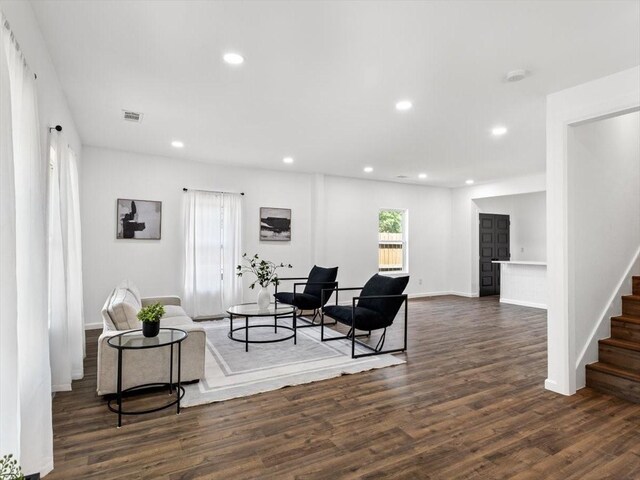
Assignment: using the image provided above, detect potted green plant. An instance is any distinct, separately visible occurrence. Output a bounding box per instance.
[0,454,24,480]
[137,303,165,337]
[237,253,292,309]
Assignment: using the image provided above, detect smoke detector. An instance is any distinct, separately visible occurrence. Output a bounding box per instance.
[122,110,143,123]
[505,69,528,82]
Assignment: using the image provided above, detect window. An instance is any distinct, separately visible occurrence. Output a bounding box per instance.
[378,209,408,273]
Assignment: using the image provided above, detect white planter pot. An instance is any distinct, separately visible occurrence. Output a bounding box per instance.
[257,286,271,310]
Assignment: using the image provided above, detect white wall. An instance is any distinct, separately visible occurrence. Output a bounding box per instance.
[81,147,314,325]
[569,111,640,389]
[81,146,453,326]
[0,0,81,156]
[474,191,547,262]
[323,175,452,296]
[546,66,640,396]
[449,173,546,296]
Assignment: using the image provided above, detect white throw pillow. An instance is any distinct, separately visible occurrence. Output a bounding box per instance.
[116,279,142,308]
[107,288,141,330]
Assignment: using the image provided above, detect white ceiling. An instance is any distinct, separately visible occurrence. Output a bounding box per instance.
[31,0,640,187]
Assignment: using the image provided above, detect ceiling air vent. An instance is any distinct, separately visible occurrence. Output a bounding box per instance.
[396,175,408,179]
[122,110,143,123]
[505,69,528,83]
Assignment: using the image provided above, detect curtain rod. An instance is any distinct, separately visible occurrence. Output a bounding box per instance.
[183,187,244,196]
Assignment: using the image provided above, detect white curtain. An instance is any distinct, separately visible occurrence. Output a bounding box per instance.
[184,191,243,318]
[221,194,243,308]
[0,12,54,476]
[48,132,85,392]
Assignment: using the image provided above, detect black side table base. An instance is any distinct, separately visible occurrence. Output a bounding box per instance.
[107,328,186,428]
[107,383,186,417]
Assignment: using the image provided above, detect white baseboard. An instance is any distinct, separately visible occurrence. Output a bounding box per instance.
[408,291,456,299]
[52,383,72,392]
[544,378,572,396]
[449,291,479,298]
[84,322,103,330]
[500,298,547,310]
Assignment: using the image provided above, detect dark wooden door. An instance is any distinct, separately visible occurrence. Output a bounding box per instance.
[479,213,510,297]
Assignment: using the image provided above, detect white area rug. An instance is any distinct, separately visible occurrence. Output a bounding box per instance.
[182,317,405,407]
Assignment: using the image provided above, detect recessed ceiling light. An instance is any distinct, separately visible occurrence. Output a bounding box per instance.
[418,173,427,179]
[171,140,184,148]
[395,100,413,111]
[465,179,474,185]
[364,166,374,173]
[283,156,294,164]
[491,126,508,136]
[223,52,244,65]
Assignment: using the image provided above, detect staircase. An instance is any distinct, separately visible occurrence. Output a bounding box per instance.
[586,276,640,403]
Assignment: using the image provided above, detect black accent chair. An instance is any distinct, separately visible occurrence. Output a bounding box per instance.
[274,265,339,328]
[321,274,409,358]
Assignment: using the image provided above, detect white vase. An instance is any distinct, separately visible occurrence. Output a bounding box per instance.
[257,286,271,310]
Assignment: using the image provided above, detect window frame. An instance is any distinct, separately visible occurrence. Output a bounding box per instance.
[377,208,409,275]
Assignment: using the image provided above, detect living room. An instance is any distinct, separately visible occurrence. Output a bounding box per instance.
[1,1,640,479]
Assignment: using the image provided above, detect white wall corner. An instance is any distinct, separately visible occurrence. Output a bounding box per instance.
[311,173,326,266]
[546,66,640,396]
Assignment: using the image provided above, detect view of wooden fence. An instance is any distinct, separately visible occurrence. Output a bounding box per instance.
[378,233,403,271]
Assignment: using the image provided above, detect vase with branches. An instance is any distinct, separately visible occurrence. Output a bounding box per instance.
[0,454,24,480]
[237,253,292,309]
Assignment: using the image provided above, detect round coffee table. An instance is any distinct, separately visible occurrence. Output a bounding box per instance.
[227,303,297,352]
[106,328,187,427]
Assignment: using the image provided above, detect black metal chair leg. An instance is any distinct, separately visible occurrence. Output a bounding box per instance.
[351,326,356,358]
[293,307,297,345]
[375,329,387,352]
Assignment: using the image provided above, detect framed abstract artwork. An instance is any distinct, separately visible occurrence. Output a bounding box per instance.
[260,207,291,241]
[116,199,162,240]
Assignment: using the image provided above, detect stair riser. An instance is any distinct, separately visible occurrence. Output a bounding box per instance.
[634,277,640,296]
[586,368,640,403]
[599,344,640,372]
[622,298,640,316]
[611,320,640,342]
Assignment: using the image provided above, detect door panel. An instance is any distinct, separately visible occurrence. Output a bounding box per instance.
[479,213,510,297]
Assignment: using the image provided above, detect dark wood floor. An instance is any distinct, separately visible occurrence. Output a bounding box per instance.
[49,296,640,479]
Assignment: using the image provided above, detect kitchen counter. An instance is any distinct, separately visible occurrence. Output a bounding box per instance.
[491,261,547,309]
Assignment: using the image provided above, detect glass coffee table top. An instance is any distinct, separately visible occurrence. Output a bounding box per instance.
[227,303,295,317]
[107,328,187,350]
